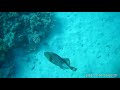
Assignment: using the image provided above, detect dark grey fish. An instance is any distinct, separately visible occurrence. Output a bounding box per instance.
[44,52,77,71]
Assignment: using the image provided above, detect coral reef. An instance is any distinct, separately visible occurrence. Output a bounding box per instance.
[0,12,55,52]
[0,39,8,64]
[0,12,55,78]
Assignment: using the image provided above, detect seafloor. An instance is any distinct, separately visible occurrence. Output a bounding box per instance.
[0,12,120,78]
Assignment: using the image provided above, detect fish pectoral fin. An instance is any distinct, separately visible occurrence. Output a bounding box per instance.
[63,58,70,65]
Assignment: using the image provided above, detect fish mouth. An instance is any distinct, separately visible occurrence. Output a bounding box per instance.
[44,52,51,59]
[44,52,48,56]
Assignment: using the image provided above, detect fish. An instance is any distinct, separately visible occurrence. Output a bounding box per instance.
[44,52,77,71]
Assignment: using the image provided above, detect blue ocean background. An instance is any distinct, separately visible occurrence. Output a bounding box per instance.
[0,12,120,78]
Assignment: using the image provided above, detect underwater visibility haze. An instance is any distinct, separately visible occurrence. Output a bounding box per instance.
[0,12,120,78]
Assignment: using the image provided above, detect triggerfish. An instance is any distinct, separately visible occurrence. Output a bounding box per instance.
[44,52,77,71]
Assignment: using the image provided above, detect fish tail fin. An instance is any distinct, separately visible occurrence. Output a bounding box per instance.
[70,66,77,71]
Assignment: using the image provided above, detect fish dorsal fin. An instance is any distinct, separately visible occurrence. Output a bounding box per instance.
[63,58,70,65]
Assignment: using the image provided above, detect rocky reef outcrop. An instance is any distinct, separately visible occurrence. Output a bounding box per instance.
[0,12,55,78]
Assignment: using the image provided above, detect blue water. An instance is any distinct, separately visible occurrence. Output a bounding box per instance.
[0,12,120,78]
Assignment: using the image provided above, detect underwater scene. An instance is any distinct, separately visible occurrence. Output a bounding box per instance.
[0,12,120,78]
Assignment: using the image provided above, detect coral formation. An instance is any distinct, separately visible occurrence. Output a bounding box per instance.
[0,12,55,78]
[0,12,55,52]
[0,39,8,64]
